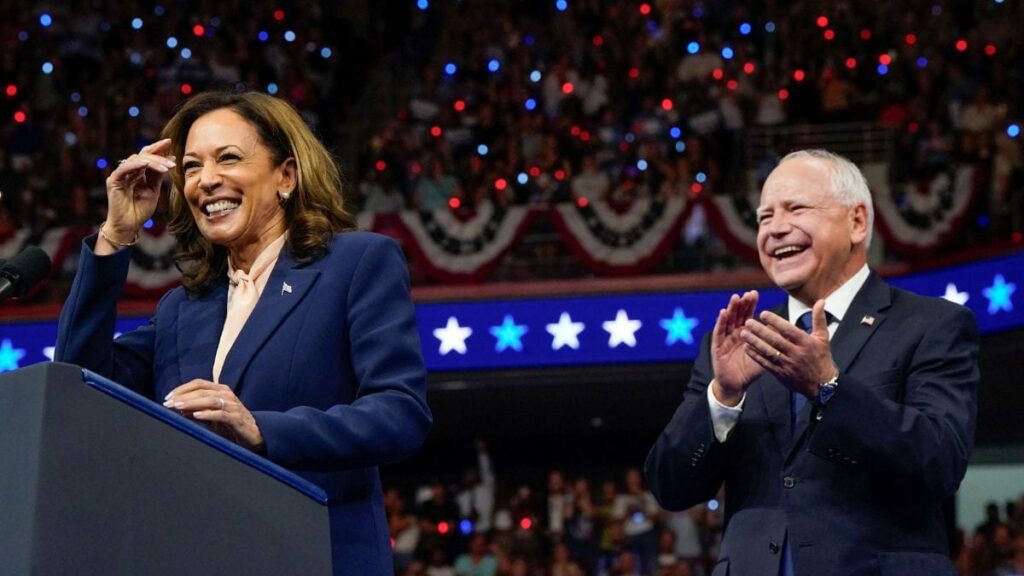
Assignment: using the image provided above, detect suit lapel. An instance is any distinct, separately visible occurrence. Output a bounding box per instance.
[177,283,228,385]
[757,301,793,455]
[217,249,320,391]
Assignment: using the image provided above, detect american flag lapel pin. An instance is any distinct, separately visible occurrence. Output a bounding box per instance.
[282,282,292,295]
[860,315,875,326]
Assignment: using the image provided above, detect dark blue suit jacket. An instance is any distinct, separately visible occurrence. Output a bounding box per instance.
[645,273,978,576]
[56,232,432,576]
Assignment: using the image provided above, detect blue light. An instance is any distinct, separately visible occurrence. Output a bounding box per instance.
[978,215,989,228]
[77,106,88,117]
[128,106,140,118]
[660,308,699,345]
[765,22,776,33]
[154,5,165,16]
[487,59,501,73]
[517,172,529,185]
[637,159,648,171]
[877,64,889,75]
[739,22,752,35]
[166,36,178,49]
[180,48,191,59]
[99,21,111,32]
[916,56,928,68]
[1007,124,1021,138]
[257,30,269,42]
[529,70,542,82]
[444,62,457,75]
[524,98,537,111]
[417,0,429,10]
[669,126,682,139]
[0,339,27,373]
[70,92,81,103]
[686,41,700,54]
[284,30,296,42]
[982,274,1016,314]
[64,132,77,146]
[555,0,568,12]
[459,519,473,535]
[267,83,279,95]
[96,158,109,170]
[631,512,645,524]
[17,31,28,42]
[675,141,686,153]
[490,315,528,352]
[130,51,142,65]
[41,62,54,74]
[320,47,332,58]
[39,13,52,27]
[524,35,535,46]
[144,219,154,229]
[131,18,143,30]
[624,132,636,143]
[696,172,707,183]
[721,46,734,60]
[707,499,720,511]
[477,144,489,156]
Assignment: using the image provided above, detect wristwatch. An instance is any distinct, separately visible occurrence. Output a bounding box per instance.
[816,372,840,405]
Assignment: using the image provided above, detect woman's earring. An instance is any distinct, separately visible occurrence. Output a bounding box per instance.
[277,190,291,203]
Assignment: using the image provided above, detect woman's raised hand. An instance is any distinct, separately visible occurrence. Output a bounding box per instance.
[99,138,176,252]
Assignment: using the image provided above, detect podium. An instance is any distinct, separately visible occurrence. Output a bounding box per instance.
[0,362,332,575]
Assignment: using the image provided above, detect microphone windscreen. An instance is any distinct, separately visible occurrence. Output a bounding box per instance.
[1,246,52,296]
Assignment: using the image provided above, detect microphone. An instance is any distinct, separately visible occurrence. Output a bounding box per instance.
[0,246,52,303]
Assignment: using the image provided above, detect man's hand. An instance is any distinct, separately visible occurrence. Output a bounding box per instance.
[711,291,764,406]
[741,300,837,397]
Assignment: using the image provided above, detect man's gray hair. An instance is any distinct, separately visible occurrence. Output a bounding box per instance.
[779,149,875,248]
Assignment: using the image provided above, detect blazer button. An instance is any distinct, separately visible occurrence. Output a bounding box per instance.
[769,541,780,554]
[783,476,795,489]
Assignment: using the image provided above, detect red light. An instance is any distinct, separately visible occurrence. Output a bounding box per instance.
[690,182,703,195]
[845,57,857,69]
[577,197,589,208]
[1012,231,1023,243]
[528,166,541,177]
[13,111,26,123]
[985,44,997,56]
[180,83,192,95]
[580,131,591,142]
[860,29,872,40]
[273,9,285,21]
[955,39,968,52]
[519,518,532,530]
[823,29,835,41]
[816,16,829,28]
[907,122,919,133]
[561,82,574,94]
[742,62,755,74]
[879,54,892,65]
[592,35,603,47]
[570,125,581,136]
[711,68,724,80]
[628,67,640,79]
[5,84,17,97]
[905,33,917,46]
[437,521,450,534]
[661,98,673,111]
[192,24,205,36]
[778,89,789,100]
[639,3,651,15]
[494,178,507,191]
[793,70,805,82]
[554,169,566,181]
[453,100,466,112]
[726,79,738,90]
[410,162,422,175]
[430,125,442,137]
[375,160,387,171]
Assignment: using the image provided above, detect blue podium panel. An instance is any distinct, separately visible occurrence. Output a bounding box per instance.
[0,363,331,576]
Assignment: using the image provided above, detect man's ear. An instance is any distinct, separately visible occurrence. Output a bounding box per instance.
[850,203,868,245]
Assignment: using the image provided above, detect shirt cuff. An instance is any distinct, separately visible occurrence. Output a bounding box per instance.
[707,381,745,443]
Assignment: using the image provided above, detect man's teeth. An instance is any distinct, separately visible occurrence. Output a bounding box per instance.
[774,246,804,257]
[204,200,239,215]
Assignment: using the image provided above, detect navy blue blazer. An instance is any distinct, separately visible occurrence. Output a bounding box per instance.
[645,273,979,576]
[56,232,432,576]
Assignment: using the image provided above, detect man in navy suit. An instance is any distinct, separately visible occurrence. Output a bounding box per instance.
[646,150,979,575]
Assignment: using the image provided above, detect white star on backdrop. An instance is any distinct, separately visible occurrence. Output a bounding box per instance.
[433,317,473,356]
[546,312,585,350]
[602,309,642,348]
[941,283,969,306]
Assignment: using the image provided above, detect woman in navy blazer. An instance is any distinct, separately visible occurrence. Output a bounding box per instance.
[55,91,431,575]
